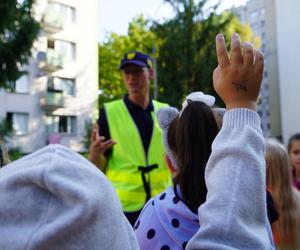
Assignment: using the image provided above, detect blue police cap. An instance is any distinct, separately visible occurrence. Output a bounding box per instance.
[119,51,153,69]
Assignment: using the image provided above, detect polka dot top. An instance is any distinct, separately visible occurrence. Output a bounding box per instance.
[134,186,200,250]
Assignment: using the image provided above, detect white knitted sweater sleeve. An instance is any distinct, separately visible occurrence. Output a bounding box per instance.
[187,108,270,250]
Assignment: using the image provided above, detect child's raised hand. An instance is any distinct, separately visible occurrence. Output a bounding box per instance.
[213,33,264,110]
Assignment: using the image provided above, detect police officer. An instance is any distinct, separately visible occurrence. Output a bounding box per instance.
[89,51,171,225]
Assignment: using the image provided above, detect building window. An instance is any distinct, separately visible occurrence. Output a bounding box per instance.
[6,112,29,135]
[264,83,269,91]
[65,6,76,25]
[48,2,76,25]
[46,116,76,134]
[258,111,262,117]
[10,74,29,93]
[54,77,75,95]
[48,39,76,62]
[250,11,259,23]
[48,77,75,95]
[250,22,260,31]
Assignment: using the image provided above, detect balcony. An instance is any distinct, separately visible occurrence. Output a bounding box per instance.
[41,89,64,111]
[42,11,64,33]
[37,49,63,73]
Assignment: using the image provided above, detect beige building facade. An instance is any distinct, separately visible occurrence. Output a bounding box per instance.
[275,0,300,144]
[0,0,98,153]
[234,0,300,143]
[233,0,281,138]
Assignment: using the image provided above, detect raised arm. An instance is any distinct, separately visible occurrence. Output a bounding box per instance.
[187,33,270,249]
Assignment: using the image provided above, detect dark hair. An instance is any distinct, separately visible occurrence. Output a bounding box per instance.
[167,101,219,212]
[288,133,300,153]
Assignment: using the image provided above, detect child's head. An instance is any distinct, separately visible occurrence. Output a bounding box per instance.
[157,92,220,211]
[265,138,300,247]
[287,133,300,173]
[265,139,292,192]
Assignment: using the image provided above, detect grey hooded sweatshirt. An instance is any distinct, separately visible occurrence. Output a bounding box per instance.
[0,144,138,250]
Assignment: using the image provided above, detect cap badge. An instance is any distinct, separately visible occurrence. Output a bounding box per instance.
[127,53,135,60]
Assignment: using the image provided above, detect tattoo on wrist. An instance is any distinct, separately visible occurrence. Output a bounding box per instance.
[232,82,248,92]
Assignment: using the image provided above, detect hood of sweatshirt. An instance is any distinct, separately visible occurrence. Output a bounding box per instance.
[0,144,138,250]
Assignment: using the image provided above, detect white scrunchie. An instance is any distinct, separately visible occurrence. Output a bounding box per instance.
[181,92,216,114]
[157,107,179,170]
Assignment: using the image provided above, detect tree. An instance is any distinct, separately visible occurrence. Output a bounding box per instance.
[97,2,259,108]
[0,0,40,89]
[153,0,259,107]
[98,15,160,106]
[0,119,24,161]
[0,120,12,142]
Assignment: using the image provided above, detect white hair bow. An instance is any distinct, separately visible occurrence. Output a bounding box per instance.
[157,107,179,169]
[181,91,216,113]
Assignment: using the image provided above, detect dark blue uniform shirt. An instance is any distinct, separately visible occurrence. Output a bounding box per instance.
[98,94,154,157]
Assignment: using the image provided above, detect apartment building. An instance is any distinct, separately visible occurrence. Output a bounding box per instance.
[275,0,300,144]
[233,0,281,138]
[0,0,98,153]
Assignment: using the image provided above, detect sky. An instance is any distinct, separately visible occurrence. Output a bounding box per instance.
[97,0,249,42]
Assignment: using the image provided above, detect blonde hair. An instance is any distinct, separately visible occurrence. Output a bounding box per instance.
[265,139,300,248]
[0,139,10,167]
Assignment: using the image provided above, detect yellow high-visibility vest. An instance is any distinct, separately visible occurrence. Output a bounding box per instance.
[105,99,172,212]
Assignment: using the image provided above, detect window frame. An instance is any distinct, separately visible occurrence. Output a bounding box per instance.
[6,112,29,136]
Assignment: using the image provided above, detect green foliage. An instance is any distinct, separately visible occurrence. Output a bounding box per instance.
[80,152,89,159]
[98,1,259,108]
[0,119,22,161]
[0,119,13,142]
[8,147,23,161]
[98,15,160,106]
[0,0,40,88]
[154,0,259,107]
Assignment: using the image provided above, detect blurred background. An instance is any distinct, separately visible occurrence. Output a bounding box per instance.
[0,0,299,159]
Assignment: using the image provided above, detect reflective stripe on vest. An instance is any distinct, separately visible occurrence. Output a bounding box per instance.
[105,99,172,212]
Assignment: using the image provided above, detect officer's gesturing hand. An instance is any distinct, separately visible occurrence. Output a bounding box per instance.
[88,123,116,170]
